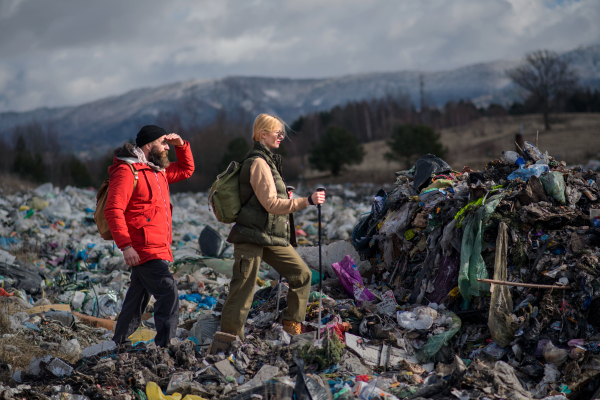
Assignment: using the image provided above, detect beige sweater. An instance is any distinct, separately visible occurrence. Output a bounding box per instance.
[250,158,308,215]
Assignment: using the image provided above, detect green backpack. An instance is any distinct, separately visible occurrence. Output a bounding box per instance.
[208,155,265,223]
[208,161,243,223]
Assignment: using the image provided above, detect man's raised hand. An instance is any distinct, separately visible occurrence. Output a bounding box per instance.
[165,133,184,147]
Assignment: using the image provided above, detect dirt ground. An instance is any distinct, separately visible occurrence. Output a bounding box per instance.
[299,113,600,185]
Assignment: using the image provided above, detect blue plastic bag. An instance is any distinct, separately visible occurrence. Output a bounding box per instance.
[507,164,549,181]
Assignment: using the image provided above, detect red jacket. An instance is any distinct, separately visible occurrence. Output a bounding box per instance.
[104,141,194,264]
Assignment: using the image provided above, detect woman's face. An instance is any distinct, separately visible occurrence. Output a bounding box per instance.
[261,124,284,149]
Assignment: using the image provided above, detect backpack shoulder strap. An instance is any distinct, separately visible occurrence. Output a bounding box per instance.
[241,153,267,208]
[126,164,138,191]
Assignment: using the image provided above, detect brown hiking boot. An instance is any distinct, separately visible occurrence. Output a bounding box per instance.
[282,320,302,336]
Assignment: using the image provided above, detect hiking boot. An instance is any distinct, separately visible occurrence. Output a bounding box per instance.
[282,320,302,336]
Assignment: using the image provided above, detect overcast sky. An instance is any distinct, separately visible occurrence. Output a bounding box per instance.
[0,0,598,112]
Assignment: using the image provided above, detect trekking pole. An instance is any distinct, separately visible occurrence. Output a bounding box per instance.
[316,187,326,342]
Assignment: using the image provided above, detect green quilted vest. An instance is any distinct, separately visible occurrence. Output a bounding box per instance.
[227,142,291,247]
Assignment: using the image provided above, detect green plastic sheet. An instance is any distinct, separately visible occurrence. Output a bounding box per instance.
[458,195,503,301]
[417,310,461,363]
[540,171,566,204]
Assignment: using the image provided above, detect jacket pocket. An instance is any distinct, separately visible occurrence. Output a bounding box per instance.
[127,207,166,247]
[128,207,159,229]
[143,225,167,247]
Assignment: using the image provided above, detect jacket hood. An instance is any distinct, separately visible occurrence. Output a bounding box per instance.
[111,143,163,172]
[114,143,137,159]
[113,143,140,165]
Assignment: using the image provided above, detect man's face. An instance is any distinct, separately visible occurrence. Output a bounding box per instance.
[147,136,170,168]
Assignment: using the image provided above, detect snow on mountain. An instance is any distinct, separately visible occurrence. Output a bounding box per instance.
[0,45,598,152]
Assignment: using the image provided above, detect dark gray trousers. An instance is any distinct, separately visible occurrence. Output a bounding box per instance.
[112,259,179,347]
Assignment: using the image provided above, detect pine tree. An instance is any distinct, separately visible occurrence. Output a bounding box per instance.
[308,126,365,176]
[384,124,447,169]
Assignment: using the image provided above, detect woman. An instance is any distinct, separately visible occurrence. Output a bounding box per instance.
[222,114,326,338]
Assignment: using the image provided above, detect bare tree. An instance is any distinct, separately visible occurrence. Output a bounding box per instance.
[507,50,578,130]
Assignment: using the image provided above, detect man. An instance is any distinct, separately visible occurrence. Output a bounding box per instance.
[105,125,194,347]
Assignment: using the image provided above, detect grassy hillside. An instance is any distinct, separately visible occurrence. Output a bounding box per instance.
[301,113,600,185]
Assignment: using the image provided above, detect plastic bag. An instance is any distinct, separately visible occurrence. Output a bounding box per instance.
[378,202,415,237]
[458,195,503,301]
[540,171,566,204]
[352,214,372,254]
[199,225,226,257]
[543,342,569,367]
[397,306,437,330]
[532,363,561,398]
[146,381,207,400]
[231,383,293,400]
[352,189,389,257]
[507,164,549,181]
[129,328,157,345]
[429,253,460,303]
[146,381,182,400]
[412,154,452,192]
[41,197,73,220]
[354,380,400,400]
[71,291,86,309]
[372,189,389,220]
[294,358,331,400]
[421,179,453,193]
[59,338,81,359]
[417,310,461,363]
[489,222,516,348]
[331,255,374,305]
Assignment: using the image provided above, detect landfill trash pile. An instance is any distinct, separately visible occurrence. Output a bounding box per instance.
[0,142,599,399]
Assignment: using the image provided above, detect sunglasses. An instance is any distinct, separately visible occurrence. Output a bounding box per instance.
[272,131,285,139]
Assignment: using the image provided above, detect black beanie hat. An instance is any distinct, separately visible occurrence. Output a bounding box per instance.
[136,125,167,148]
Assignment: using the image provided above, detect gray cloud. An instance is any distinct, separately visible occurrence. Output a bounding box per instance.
[0,0,598,112]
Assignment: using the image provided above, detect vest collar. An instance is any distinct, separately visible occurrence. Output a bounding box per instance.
[252,141,281,164]
[253,141,273,156]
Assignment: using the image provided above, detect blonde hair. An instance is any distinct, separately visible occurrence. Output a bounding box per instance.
[252,114,285,142]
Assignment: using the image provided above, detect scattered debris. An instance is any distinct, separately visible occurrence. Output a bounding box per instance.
[0,145,599,399]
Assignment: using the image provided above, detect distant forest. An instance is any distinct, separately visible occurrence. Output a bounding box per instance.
[2,87,599,192]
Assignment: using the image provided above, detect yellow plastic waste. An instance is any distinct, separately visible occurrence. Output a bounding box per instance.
[129,328,156,344]
[409,237,427,257]
[420,179,453,193]
[146,382,182,400]
[404,229,416,241]
[146,382,208,400]
[29,197,49,211]
[19,205,30,211]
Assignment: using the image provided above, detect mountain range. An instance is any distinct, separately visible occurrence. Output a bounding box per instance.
[1,44,599,153]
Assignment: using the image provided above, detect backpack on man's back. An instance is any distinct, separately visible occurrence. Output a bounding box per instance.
[94,164,138,240]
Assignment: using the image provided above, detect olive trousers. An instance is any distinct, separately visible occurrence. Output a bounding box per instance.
[221,243,312,340]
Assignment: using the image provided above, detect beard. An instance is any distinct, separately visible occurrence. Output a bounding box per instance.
[148,146,170,169]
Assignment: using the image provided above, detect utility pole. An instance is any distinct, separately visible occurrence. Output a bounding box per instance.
[420,73,425,112]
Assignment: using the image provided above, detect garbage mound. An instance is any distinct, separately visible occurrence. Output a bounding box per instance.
[0,143,599,399]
